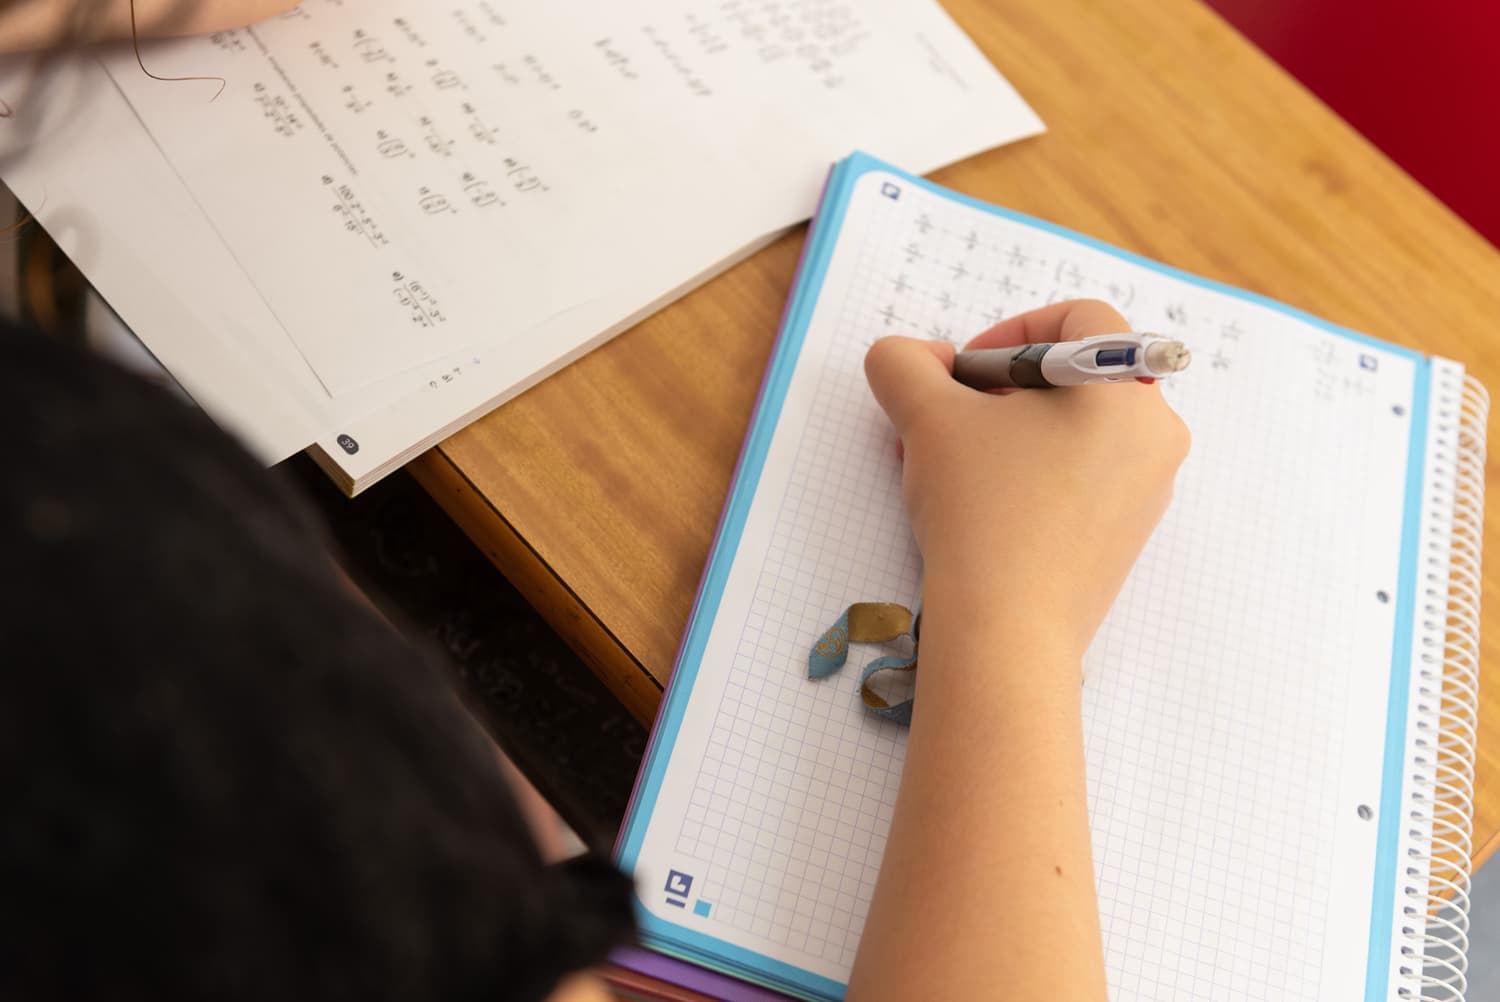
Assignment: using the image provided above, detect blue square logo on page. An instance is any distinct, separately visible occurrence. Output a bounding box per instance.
[880,182,901,200]
[664,869,693,907]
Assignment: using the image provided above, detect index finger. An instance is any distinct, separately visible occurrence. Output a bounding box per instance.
[963,298,1131,351]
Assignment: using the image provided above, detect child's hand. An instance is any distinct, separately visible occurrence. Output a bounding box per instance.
[865,299,1189,659]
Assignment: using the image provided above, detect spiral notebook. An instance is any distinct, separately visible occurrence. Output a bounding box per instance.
[615,153,1487,1001]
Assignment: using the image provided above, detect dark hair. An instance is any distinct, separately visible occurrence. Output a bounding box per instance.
[0,320,635,1000]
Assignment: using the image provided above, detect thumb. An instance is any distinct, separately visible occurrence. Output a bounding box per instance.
[864,336,959,435]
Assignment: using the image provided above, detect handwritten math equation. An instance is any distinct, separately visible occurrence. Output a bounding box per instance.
[863,195,1380,405]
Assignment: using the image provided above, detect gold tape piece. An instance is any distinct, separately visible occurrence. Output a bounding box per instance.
[845,602,914,644]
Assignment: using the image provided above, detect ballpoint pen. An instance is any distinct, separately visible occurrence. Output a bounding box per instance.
[952,332,1191,389]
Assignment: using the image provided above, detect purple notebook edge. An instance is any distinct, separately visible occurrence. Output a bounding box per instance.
[610,945,798,1001]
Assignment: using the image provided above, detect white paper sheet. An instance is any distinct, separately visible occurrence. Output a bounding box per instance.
[1,0,1043,475]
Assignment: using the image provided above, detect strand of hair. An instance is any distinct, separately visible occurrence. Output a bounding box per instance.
[130,0,225,101]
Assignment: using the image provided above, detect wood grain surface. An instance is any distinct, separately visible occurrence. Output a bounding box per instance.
[411,0,1500,866]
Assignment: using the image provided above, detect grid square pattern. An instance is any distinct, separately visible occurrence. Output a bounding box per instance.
[648,172,1412,996]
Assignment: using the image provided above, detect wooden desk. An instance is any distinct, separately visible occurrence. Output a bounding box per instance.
[411,0,1500,867]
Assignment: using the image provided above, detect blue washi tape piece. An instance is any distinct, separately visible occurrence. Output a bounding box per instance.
[808,610,851,680]
[808,603,917,725]
[859,654,914,725]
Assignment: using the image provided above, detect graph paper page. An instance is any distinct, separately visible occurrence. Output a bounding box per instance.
[628,162,1422,999]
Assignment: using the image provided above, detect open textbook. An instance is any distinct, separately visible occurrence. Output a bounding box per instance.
[0,0,1042,491]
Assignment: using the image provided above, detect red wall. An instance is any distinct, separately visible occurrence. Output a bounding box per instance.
[1204,0,1500,247]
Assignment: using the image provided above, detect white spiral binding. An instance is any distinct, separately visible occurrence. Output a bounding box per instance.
[1395,370,1487,1001]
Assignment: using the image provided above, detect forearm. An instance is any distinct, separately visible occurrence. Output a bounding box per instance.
[847,570,1107,1001]
[0,0,298,54]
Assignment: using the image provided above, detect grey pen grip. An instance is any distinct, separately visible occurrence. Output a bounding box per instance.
[952,343,1054,390]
